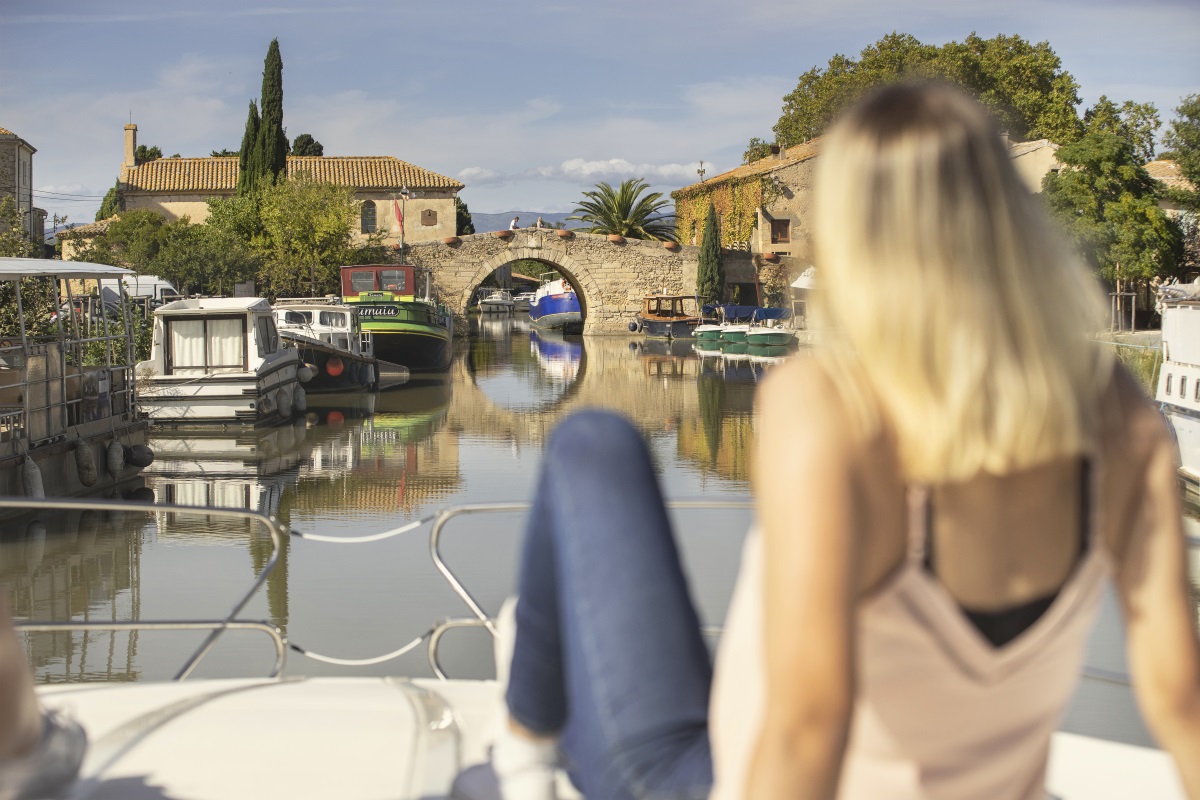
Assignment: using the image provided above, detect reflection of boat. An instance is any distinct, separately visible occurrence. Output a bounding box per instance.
[144,420,310,516]
[634,294,700,339]
[530,330,582,382]
[274,302,400,392]
[137,297,305,427]
[340,264,453,372]
[17,495,1186,800]
[529,274,582,332]
[478,290,515,314]
[0,259,152,498]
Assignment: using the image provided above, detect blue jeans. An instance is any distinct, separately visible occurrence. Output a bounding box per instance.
[506,410,714,800]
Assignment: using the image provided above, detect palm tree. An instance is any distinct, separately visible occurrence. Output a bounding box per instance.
[567,178,677,242]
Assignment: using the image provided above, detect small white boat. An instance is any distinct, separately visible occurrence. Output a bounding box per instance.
[137,297,308,427]
[512,292,535,312]
[273,301,405,392]
[1156,281,1200,487]
[478,290,515,314]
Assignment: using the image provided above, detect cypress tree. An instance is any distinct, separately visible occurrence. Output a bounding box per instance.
[237,100,260,196]
[696,202,725,304]
[256,38,288,185]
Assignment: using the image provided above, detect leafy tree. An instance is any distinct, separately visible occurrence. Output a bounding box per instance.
[1084,96,1161,164]
[211,149,238,157]
[152,220,257,296]
[237,100,261,196]
[96,179,122,220]
[761,31,1082,149]
[0,196,39,258]
[103,210,169,273]
[1163,94,1200,210]
[1043,131,1181,284]
[455,196,475,235]
[256,38,288,184]
[134,144,163,164]
[256,173,360,297]
[696,203,724,304]
[567,178,677,241]
[743,137,774,164]
[206,192,265,245]
[290,133,324,156]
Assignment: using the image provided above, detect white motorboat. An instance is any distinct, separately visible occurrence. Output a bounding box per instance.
[512,291,535,312]
[136,297,308,427]
[478,290,515,314]
[1156,281,1200,487]
[12,495,1190,799]
[273,301,405,392]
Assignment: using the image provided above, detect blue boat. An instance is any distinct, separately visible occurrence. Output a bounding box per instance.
[529,273,583,332]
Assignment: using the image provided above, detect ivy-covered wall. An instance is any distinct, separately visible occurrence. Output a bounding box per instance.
[674,177,777,248]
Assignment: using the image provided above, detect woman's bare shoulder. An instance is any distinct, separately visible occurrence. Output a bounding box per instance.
[1099,363,1173,458]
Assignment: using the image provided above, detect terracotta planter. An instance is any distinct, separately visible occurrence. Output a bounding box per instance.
[494,230,513,239]
[443,236,461,246]
[662,241,680,251]
[607,234,625,244]
[556,229,572,239]
[762,252,780,262]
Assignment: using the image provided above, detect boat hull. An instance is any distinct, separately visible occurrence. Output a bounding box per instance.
[529,294,582,331]
[638,318,698,339]
[288,341,377,393]
[370,328,453,372]
[745,330,795,346]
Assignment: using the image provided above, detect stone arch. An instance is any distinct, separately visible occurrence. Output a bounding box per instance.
[458,245,595,321]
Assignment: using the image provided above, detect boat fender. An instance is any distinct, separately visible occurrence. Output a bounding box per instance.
[298,364,315,383]
[125,486,156,503]
[107,439,126,476]
[75,441,98,487]
[22,456,44,498]
[127,444,155,469]
[293,386,307,413]
[326,356,344,377]
[628,321,638,332]
[277,387,294,418]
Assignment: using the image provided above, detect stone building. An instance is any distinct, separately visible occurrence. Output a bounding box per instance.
[1144,159,1196,219]
[114,123,463,245]
[672,135,1062,290]
[0,125,46,245]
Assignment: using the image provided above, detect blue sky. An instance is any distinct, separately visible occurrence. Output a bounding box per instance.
[2,0,1197,229]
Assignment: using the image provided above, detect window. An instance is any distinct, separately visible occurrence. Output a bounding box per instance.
[167,316,246,375]
[1183,377,1189,402]
[1166,374,1173,395]
[770,219,790,244]
[361,200,377,234]
[1194,380,1199,402]
[421,209,437,226]
[319,311,347,328]
[350,271,376,293]
[381,270,407,292]
[256,316,279,357]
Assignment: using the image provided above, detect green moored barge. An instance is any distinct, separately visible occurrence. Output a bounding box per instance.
[340,264,453,372]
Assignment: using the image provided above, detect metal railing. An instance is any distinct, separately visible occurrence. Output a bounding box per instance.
[9,496,286,681]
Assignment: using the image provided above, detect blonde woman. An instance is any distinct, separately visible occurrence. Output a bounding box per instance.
[468,84,1199,800]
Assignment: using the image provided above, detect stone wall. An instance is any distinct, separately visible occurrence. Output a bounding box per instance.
[354,191,456,245]
[406,230,708,334]
[756,158,817,271]
[124,194,225,222]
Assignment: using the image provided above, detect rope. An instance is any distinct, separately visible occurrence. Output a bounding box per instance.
[289,628,433,666]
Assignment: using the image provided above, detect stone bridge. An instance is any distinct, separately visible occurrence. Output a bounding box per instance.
[404,230,754,334]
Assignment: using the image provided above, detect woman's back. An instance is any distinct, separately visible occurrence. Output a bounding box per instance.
[711,359,1171,799]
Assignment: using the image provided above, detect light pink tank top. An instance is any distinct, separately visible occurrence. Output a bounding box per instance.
[710,480,1110,800]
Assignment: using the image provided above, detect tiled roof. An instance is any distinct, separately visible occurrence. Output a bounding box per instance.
[0,127,14,136]
[122,155,463,194]
[57,216,118,238]
[674,136,1060,198]
[1144,159,1196,193]
[673,139,823,198]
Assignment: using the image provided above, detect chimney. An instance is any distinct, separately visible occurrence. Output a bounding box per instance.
[770,144,781,159]
[124,124,138,168]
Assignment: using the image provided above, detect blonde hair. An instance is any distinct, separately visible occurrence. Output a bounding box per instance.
[811,83,1111,482]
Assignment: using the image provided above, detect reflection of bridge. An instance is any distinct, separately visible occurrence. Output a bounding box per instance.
[406,231,755,334]
[446,337,758,463]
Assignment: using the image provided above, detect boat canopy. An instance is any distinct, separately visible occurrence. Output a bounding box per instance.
[702,304,791,322]
[155,297,272,315]
[0,257,132,280]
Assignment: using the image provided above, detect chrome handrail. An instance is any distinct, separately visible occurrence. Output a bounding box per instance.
[16,621,287,679]
[3,496,284,681]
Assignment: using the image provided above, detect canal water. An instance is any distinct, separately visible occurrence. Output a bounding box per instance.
[2,315,1197,751]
